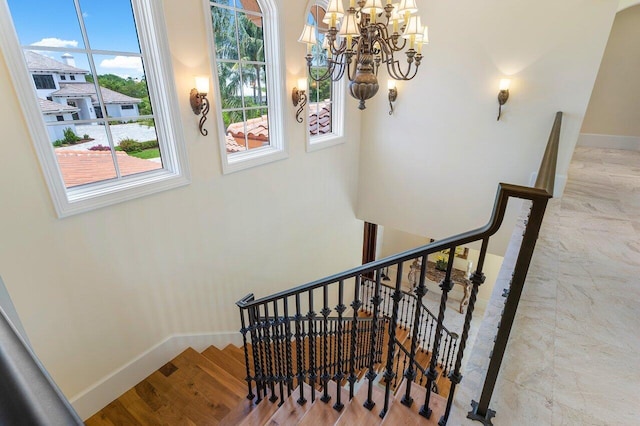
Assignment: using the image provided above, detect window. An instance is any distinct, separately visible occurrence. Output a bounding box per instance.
[56,115,64,122]
[207,0,286,173]
[33,74,55,89]
[0,0,189,217]
[121,104,134,110]
[303,1,344,152]
[60,75,67,81]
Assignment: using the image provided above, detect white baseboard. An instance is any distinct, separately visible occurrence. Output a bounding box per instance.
[69,331,242,420]
[577,133,640,151]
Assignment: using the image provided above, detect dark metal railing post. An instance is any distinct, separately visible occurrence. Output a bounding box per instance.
[348,275,362,399]
[307,290,317,402]
[263,304,277,402]
[420,248,456,419]
[320,285,331,403]
[248,305,264,402]
[295,293,306,405]
[238,302,255,400]
[363,269,383,410]
[439,238,489,425]
[272,300,284,405]
[401,254,428,407]
[381,262,403,418]
[283,297,294,396]
[334,280,346,411]
[468,196,550,425]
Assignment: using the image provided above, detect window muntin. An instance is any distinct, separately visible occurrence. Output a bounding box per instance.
[301,0,344,152]
[306,5,334,138]
[7,0,160,189]
[207,0,286,173]
[0,0,189,216]
[211,0,269,153]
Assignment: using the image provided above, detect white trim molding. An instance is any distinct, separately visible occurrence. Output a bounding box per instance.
[204,0,288,174]
[69,331,242,420]
[577,133,640,151]
[0,0,190,218]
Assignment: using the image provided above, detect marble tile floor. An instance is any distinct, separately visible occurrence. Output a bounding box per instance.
[445,147,640,425]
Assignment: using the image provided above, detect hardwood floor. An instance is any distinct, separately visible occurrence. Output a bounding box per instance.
[87,331,448,425]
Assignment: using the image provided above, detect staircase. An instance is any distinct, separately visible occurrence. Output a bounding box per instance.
[86,343,447,425]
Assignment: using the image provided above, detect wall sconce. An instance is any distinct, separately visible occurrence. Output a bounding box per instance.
[497,78,510,121]
[190,76,210,136]
[388,80,398,115]
[292,78,308,123]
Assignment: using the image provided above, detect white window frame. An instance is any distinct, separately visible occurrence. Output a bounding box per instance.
[303,0,345,153]
[0,0,190,217]
[204,0,287,174]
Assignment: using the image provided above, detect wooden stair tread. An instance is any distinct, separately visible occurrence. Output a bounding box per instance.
[335,380,389,425]
[297,381,349,426]
[219,393,280,426]
[266,382,313,425]
[381,379,447,425]
[202,345,248,383]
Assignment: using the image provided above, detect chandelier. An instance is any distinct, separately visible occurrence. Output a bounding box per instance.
[298,0,428,110]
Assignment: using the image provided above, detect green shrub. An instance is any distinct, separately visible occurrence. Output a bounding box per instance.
[52,140,63,147]
[63,127,81,144]
[118,138,159,153]
[83,134,90,140]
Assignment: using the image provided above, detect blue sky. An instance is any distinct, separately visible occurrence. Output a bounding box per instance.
[7,0,145,78]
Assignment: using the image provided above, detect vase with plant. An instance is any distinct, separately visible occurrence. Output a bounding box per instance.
[435,251,448,271]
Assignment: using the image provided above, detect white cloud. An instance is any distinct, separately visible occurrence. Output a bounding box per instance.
[31,38,79,48]
[83,12,89,18]
[99,56,143,74]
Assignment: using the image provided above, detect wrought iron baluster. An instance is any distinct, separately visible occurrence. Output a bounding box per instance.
[239,307,255,400]
[349,275,362,400]
[401,254,428,408]
[420,247,457,419]
[380,263,403,417]
[364,269,383,410]
[273,301,284,405]
[307,290,317,402]
[248,306,263,402]
[334,279,346,411]
[295,293,306,405]
[320,285,331,403]
[263,304,277,402]
[283,297,293,396]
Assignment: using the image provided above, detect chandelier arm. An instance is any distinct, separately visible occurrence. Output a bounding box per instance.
[308,59,339,83]
[386,58,420,81]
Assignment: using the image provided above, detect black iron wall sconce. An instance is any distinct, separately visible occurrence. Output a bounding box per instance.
[190,77,210,136]
[497,78,510,121]
[292,78,308,123]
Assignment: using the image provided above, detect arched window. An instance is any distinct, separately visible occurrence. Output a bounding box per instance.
[303,1,345,151]
[207,0,286,173]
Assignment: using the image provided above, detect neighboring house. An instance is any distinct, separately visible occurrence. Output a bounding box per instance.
[37,98,80,141]
[25,51,141,131]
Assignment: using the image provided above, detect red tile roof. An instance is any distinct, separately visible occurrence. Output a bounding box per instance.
[226,115,269,141]
[55,150,162,188]
[309,103,331,136]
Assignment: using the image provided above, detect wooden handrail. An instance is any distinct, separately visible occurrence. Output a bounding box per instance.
[534,111,562,196]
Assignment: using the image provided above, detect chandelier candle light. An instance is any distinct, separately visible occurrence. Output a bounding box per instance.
[298,0,428,110]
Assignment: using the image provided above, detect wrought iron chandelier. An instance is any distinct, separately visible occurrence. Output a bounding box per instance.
[298,0,428,110]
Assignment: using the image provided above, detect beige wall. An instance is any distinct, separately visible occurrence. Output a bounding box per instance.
[581,5,640,136]
[357,0,618,255]
[0,0,362,404]
[379,227,502,302]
